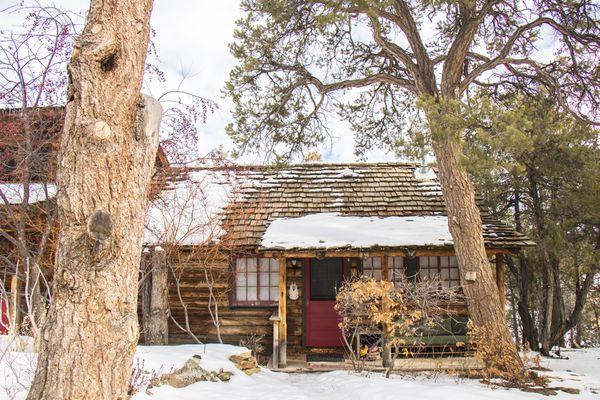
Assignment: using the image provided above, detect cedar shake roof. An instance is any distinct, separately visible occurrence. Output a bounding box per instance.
[169,162,533,251]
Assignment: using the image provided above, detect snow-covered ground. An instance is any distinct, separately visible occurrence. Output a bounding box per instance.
[1,340,598,399]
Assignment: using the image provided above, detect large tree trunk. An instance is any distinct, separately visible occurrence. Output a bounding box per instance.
[27,1,158,399]
[430,128,521,365]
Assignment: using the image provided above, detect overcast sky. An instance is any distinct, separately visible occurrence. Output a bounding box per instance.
[0,0,395,164]
[2,1,560,164]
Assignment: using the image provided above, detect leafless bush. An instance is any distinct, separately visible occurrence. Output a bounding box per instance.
[143,161,248,344]
[239,333,265,359]
[128,358,163,396]
[0,335,36,400]
[336,275,461,377]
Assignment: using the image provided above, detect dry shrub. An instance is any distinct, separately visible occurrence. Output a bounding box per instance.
[336,276,459,377]
[468,321,546,387]
[239,333,265,361]
[128,358,162,396]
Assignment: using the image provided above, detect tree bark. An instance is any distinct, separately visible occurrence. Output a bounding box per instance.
[429,128,521,365]
[526,165,556,355]
[147,248,169,345]
[27,1,158,399]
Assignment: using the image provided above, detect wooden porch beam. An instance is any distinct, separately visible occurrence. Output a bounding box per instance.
[381,255,389,281]
[278,257,287,368]
[496,254,506,316]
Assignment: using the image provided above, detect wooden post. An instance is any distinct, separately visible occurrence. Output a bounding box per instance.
[381,255,389,281]
[147,247,169,344]
[9,275,20,335]
[269,312,280,368]
[140,250,152,343]
[278,257,287,368]
[496,254,506,316]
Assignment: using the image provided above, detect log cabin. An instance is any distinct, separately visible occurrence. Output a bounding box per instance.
[143,163,534,368]
[0,107,534,369]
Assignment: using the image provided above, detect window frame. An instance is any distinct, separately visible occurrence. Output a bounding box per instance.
[417,255,461,289]
[231,255,279,307]
[362,255,460,289]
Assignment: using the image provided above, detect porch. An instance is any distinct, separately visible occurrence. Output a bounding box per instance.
[265,250,508,370]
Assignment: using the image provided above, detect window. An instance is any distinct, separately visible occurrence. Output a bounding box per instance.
[233,256,279,306]
[440,256,460,288]
[388,256,405,284]
[419,256,440,281]
[418,256,460,289]
[362,256,382,280]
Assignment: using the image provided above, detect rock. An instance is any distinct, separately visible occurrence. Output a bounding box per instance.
[217,369,233,382]
[158,357,234,387]
[229,352,261,376]
[159,358,210,388]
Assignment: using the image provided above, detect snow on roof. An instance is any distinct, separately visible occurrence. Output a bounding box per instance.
[260,212,453,250]
[0,183,56,204]
[144,170,240,246]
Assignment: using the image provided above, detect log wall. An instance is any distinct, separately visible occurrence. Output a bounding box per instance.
[139,248,276,354]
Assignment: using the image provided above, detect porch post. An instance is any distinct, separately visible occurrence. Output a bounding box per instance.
[496,254,506,316]
[278,257,287,368]
[9,275,20,334]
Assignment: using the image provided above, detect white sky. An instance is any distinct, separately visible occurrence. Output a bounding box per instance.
[1,1,560,164]
[0,0,396,164]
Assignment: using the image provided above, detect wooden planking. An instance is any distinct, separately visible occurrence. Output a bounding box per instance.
[137,248,276,353]
[278,257,287,367]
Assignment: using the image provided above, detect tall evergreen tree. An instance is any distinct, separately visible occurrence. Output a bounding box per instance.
[466,93,599,354]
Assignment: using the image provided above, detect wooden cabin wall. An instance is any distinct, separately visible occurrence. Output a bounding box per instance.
[286,259,304,352]
[139,248,275,354]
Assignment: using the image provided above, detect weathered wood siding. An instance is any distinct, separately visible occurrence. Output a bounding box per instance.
[286,259,304,352]
[139,248,275,353]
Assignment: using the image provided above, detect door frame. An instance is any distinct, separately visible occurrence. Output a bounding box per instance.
[303,257,348,347]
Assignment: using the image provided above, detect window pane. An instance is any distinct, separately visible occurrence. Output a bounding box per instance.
[236,272,246,286]
[247,272,257,286]
[440,256,449,267]
[372,257,381,269]
[259,271,270,286]
[450,267,460,280]
[270,258,279,271]
[429,256,438,267]
[247,286,257,301]
[236,258,246,272]
[270,287,279,301]
[441,268,450,280]
[236,286,246,301]
[363,257,372,268]
[373,269,382,280]
[247,258,257,272]
[259,258,270,272]
[419,256,429,268]
[270,272,279,286]
[449,256,458,267]
[259,286,269,301]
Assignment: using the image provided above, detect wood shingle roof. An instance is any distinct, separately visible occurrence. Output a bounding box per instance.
[169,162,534,251]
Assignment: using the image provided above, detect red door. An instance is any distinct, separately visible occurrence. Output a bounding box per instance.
[305,258,346,347]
